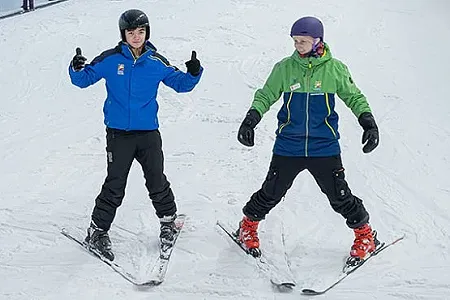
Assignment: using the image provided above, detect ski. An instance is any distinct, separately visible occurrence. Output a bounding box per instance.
[60,214,186,286]
[301,234,405,296]
[61,228,153,286]
[147,214,186,285]
[216,221,295,291]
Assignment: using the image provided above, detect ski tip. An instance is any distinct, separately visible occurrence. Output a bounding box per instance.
[138,280,163,287]
[271,279,295,291]
[284,282,296,288]
[272,284,294,293]
[301,288,322,295]
[273,284,295,293]
[393,234,406,243]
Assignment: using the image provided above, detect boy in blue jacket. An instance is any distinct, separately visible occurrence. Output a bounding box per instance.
[69,9,203,260]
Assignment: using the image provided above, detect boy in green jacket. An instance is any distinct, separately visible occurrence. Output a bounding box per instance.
[236,16,380,265]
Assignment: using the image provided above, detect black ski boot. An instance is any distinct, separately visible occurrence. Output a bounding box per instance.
[159,214,177,246]
[84,222,114,261]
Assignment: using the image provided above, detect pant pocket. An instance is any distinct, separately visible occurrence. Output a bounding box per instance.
[105,130,117,163]
[333,168,350,200]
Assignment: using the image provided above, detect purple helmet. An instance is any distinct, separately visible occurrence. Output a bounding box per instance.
[290,16,324,40]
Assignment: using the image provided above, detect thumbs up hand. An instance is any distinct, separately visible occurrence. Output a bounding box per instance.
[72,47,87,71]
[185,50,201,76]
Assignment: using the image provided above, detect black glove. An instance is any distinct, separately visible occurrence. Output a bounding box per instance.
[237,109,262,147]
[185,50,201,76]
[72,47,87,71]
[358,112,379,153]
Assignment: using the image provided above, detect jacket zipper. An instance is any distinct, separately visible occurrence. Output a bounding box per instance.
[126,47,138,130]
[305,61,312,157]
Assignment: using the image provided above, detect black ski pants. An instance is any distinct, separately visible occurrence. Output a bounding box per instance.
[92,128,176,231]
[243,154,369,229]
[22,0,34,10]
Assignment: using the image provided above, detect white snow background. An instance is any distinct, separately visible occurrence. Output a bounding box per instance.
[1,0,449,299]
[0,0,55,13]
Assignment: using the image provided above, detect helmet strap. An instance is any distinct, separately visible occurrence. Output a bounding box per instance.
[299,40,324,58]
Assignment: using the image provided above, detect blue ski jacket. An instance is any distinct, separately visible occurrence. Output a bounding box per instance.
[69,41,203,130]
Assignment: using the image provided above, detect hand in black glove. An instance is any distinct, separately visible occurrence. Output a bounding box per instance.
[185,50,201,76]
[237,109,262,147]
[72,47,87,71]
[358,112,379,153]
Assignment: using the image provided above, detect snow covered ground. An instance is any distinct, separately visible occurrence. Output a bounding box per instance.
[0,0,56,14]
[1,0,450,299]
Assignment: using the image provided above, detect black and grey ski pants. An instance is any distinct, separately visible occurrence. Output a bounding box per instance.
[92,128,176,231]
[243,154,369,229]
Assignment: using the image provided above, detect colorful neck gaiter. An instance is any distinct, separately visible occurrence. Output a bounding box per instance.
[299,40,325,58]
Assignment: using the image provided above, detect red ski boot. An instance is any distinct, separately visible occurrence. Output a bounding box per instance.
[349,223,377,260]
[236,216,261,257]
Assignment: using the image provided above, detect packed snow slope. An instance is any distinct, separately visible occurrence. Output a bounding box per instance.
[0,0,449,299]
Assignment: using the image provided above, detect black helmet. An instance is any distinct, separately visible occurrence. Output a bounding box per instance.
[118,9,150,41]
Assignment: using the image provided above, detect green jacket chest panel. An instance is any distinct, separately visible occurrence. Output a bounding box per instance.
[281,62,339,94]
[251,44,370,118]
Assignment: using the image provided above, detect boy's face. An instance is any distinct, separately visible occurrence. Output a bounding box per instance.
[292,35,315,55]
[125,27,146,49]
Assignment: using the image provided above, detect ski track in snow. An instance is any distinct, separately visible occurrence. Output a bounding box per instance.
[1,0,450,299]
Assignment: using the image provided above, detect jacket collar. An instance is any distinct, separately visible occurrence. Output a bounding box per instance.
[291,42,332,68]
[119,41,157,61]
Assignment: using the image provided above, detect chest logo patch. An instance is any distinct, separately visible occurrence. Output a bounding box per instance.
[117,64,125,75]
[314,80,322,90]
